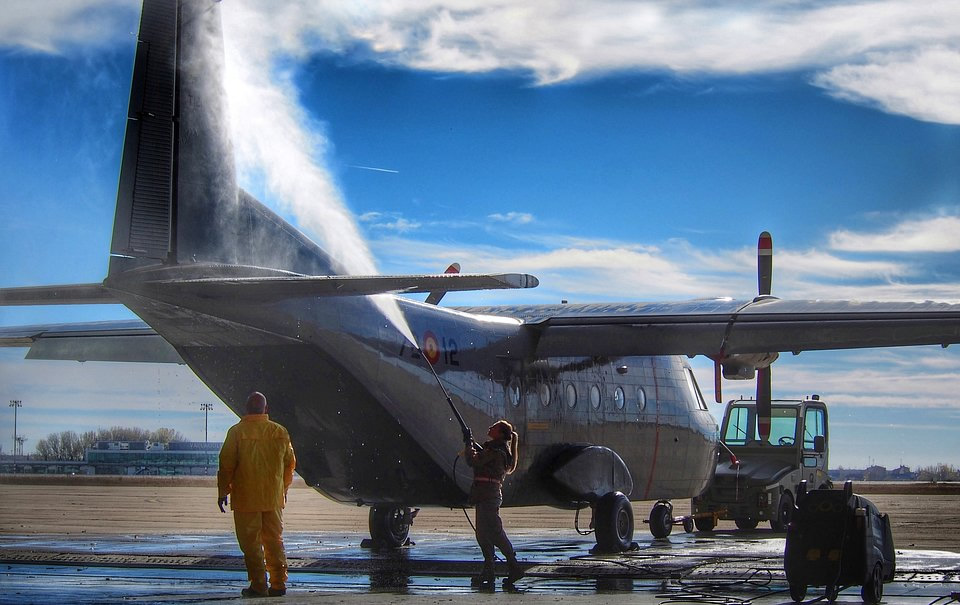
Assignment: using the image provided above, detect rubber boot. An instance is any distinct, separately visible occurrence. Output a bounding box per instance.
[504,554,524,586]
[470,559,495,586]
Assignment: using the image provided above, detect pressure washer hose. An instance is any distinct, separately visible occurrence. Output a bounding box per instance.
[417,347,473,443]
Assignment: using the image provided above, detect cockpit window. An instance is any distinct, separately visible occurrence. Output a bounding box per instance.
[684,367,708,411]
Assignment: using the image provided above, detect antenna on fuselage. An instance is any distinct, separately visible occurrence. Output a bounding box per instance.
[417,347,473,443]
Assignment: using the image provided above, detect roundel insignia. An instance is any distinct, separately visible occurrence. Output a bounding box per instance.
[422,331,440,365]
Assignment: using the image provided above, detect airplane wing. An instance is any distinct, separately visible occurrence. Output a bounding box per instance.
[0,320,183,363]
[456,296,960,357]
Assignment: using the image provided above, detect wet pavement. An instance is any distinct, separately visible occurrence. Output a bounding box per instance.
[2,529,959,604]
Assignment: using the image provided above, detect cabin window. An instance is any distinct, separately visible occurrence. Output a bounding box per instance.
[637,387,647,411]
[684,367,709,411]
[803,407,826,450]
[508,379,521,407]
[538,383,551,407]
[614,387,625,410]
[769,408,799,446]
[722,406,750,446]
[590,384,601,409]
[564,383,577,408]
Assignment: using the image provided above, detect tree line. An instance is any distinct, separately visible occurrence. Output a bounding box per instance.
[914,464,960,482]
[34,426,185,461]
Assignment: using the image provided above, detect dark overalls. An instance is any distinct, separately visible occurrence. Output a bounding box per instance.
[466,439,520,582]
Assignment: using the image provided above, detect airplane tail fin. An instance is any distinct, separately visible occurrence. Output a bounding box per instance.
[108,0,336,279]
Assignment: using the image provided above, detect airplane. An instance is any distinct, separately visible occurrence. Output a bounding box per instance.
[4,0,960,552]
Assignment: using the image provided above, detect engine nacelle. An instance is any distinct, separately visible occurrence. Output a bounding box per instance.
[721,352,780,380]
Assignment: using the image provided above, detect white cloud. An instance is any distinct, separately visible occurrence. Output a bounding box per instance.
[3,1,958,125]
[814,47,960,125]
[371,217,422,232]
[213,0,960,124]
[359,212,421,232]
[0,0,138,54]
[372,227,960,305]
[829,215,960,253]
[489,212,534,225]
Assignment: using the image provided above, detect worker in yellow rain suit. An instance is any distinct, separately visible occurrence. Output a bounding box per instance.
[218,392,297,598]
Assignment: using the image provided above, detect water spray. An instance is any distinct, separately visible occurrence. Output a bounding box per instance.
[416,346,473,444]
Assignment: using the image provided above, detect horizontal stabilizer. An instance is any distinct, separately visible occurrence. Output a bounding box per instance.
[0,284,117,306]
[0,320,183,363]
[150,272,539,300]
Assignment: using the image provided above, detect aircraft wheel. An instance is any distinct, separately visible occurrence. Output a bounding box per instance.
[770,492,794,532]
[649,501,673,539]
[694,515,715,532]
[735,517,759,530]
[861,562,884,604]
[369,505,411,547]
[594,491,634,552]
[789,582,807,602]
[825,584,839,602]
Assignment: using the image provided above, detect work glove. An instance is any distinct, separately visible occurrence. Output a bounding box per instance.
[218,496,228,513]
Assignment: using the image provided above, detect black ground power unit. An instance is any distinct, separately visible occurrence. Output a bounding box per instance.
[784,480,895,603]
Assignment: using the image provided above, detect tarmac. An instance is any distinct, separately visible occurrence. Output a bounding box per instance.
[3,529,960,604]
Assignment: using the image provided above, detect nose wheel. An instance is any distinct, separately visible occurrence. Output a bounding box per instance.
[648,500,674,538]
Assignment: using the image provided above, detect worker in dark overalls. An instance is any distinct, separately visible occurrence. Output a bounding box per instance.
[465,419,523,586]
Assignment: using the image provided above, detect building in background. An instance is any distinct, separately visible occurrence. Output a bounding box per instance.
[0,440,222,476]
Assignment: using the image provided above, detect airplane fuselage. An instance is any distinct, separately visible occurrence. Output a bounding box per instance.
[107,268,719,510]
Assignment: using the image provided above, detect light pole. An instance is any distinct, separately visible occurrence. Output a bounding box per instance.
[9,400,21,472]
[200,403,214,474]
[200,403,213,443]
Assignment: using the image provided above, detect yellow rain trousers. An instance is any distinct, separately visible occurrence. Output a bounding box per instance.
[218,414,296,592]
[234,510,285,592]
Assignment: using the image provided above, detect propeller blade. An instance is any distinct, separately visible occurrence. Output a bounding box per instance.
[756,366,772,442]
[713,357,723,403]
[758,231,773,297]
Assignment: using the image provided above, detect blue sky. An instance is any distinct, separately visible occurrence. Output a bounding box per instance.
[2,0,960,469]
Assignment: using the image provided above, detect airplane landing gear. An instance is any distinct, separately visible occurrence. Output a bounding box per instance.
[593,491,634,552]
[367,505,418,548]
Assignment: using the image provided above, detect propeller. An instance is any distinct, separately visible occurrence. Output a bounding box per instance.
[758,231,773,296]
[755,231,773,442]
[711,231,776,442]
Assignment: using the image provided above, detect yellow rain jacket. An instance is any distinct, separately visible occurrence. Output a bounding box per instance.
[218,414,296,512]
